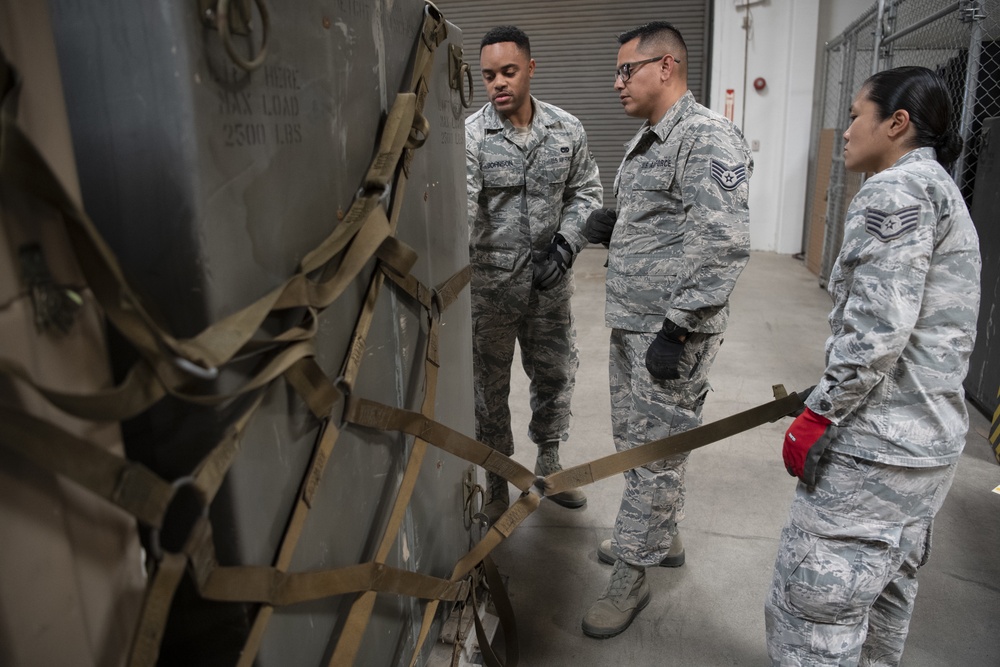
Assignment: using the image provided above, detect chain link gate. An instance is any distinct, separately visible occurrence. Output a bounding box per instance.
[805,0,1000,285]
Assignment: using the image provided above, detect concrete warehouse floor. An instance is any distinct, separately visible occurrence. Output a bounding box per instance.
[483,248,1000,666]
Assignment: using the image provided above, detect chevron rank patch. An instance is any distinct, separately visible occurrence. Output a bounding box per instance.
[864,205,920,242]
[710,159,747,191]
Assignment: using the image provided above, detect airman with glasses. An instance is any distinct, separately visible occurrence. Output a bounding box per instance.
[614,53,681,84]
[580,20,752,640]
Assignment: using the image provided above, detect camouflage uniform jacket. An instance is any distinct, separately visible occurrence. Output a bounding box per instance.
[466,97,602,298]
[606,90,752,333]
[807,148,981,466]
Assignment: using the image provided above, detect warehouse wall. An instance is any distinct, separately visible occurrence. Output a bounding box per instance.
[710,0,821,253]
[710,0,873,254]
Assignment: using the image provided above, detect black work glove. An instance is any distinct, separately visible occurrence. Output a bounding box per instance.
[583,208,617,246]
[644,318,688,380]
[533,233,574,291]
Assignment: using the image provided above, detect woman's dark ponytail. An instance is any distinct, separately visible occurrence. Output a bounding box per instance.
[863,66,961,169]
[935,131,963,167]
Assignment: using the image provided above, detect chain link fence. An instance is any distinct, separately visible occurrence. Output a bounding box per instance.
[804,0,1000,285]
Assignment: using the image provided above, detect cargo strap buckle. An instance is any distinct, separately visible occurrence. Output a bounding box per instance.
[148,476,209,562]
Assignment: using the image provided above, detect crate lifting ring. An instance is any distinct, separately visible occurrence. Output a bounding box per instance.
[217,0,270,72]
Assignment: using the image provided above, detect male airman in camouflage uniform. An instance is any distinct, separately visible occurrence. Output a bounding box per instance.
[767,68,980,664]
[581,21,751,638]
[466,26,602,526]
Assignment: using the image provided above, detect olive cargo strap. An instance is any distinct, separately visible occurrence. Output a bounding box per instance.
[544,387,805,497]
[0,45,419,420]
[327,7,454,663]
[474,555,519,667]
[344,387,804,515]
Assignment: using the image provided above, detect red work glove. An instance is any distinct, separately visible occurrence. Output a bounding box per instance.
[783,407,838,489]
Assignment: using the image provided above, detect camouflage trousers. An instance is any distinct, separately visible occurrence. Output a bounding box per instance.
[471,282,579,457]
[609,328,722,567]
[765,451,957,666]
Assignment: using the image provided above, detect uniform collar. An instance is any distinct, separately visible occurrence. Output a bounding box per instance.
[649,90,695,142]
[624,90,695,153]
[483,96,557,132]
[892,146,937,168]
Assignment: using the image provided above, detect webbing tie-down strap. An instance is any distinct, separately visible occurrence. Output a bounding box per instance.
[123,393,266,667]
[473,555,519,667]
[0,389,262,534]
[344,384,806,656]
[544,389,805,496]
[345,388,805,514]
[236,360,343,666]
[0,107,415,420]
[230,5,453,665]
[187,522,471,606]
[0,405,174,527]
[356,387,807,667]
[0,48,421,420]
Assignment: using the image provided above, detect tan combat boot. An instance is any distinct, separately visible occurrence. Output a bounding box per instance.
[582,559,650,638]
[598,533,685,567]
[482,472,509,526]
[535,441,586,509]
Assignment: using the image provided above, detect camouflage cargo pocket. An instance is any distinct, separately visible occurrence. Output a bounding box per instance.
[782,521,896,625]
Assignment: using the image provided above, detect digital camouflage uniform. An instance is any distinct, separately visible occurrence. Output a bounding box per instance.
[765,148,981,666]
[466,97,601,459]
[606,90,751,567]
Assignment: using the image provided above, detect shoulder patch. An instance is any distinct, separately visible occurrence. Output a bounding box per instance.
[864,205,920,242]
[710,159,747,191]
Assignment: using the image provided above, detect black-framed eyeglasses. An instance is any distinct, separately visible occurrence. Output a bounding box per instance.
[614,54,680,83]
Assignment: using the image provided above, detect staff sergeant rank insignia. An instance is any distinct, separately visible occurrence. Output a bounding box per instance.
[710,158,747,191]
[864,205,920,242]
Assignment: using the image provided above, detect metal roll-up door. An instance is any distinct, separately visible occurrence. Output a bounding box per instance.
[436,1,713,207]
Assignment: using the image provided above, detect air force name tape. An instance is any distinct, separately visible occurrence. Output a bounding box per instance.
[865,205,920,242]
[710,159,748,191]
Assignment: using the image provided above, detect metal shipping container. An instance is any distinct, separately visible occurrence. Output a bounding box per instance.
[48,0,474,664]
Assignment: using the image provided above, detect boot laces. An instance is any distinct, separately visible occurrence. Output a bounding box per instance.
[606,560,641,602]
[536,443,563,476]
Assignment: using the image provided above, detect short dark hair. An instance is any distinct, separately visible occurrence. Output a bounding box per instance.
[618,21,687,62]
[481,25,531,58]
[862,66,962,167]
